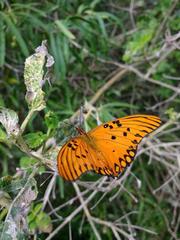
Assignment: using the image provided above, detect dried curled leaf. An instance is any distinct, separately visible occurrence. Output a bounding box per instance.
[0,108,19,137]
[0,191,12,208]
[0,178,38,239]
[24,40,54,111]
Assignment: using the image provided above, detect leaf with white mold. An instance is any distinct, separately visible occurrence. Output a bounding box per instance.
[0,108,19,137]
[24,40,54,111]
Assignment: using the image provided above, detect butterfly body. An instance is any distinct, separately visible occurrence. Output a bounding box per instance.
[57,115,161,181]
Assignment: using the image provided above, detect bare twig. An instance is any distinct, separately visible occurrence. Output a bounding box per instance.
[73,182,102,240]
[45,178,107,240]
[150,0,179,47]
[42,173,57,210]
[70,68,128,122]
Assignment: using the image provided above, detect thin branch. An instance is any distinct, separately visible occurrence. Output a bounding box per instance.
[153,170,180,194]
[150,0,179,47]
[70,68,128,122]
[116,63,180,93]
[73,182,102,240]
[91,217,135,240]
[42,173,57,210]
[45,178,107,240]
[145,40,180,78]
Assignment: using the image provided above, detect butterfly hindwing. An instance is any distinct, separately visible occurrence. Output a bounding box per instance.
[57,136,107,180]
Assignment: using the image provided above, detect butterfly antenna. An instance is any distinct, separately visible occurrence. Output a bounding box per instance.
[75,127,86,135]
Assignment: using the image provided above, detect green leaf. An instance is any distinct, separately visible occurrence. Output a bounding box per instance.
[0,12,29,57]
[20,156,45,173]
[57,36,67,81]
[55,20,76,40]
[24,131,47,149]
[45,111,59,130]
[123,19,158,62]
[101,102,138,109]
[0,176,36,196]
[165,108,178,121]
[28,203,52,234]
[0,176,14,193]
[0,95,5,107]
[0,19,5,67]
[0,127,8,143]
[57,176,64,199]
[37,211,52,233]
[0,191,12,208]
[20,156,37,169]
[96,15,107,38]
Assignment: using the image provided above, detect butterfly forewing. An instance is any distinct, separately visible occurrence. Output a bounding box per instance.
[89,115,161,176]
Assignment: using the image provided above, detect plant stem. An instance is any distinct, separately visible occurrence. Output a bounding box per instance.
[20,109,35,134]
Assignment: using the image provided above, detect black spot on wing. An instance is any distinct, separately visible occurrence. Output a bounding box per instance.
[140,129,149,133]
[135,133,142,138]
[132,139,138,144]
[111,135,116,140]
[79,165,82,172]
[84,163,88,170]
[67,143,72,148]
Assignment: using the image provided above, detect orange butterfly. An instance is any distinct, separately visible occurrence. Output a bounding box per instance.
[57,115,161,181]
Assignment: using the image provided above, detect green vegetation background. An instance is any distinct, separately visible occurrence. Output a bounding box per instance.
[0,0,179,239]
